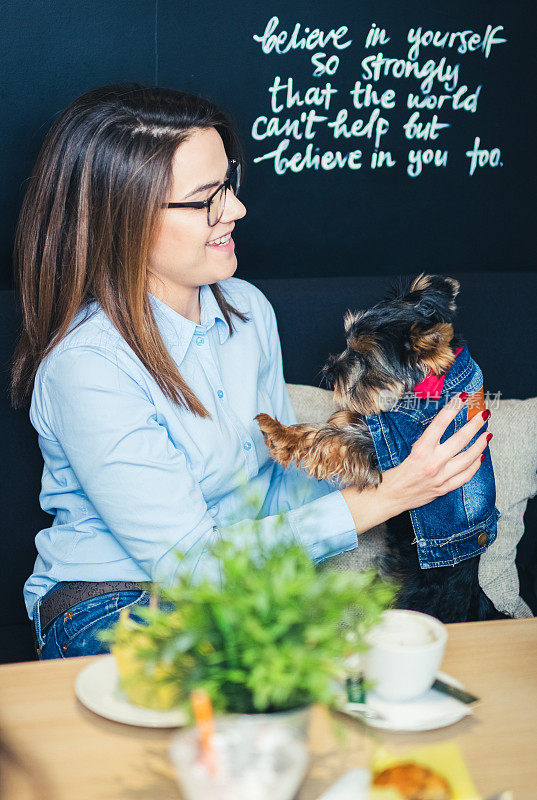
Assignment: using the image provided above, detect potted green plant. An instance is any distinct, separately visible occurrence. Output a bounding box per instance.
[103,509,394,798]
[104,511,394,718]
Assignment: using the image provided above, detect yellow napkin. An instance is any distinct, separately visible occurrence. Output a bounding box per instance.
[369,741,479,800]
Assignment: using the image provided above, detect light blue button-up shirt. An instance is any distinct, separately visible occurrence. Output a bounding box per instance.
[25,278,358,618]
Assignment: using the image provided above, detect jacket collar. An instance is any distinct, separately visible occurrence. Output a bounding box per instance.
[442,345,476,393]
[413,346,464,400]
[148,285,229,365]
[410,344,481,402]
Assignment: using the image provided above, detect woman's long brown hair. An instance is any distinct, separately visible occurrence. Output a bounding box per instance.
[11,83,247,415]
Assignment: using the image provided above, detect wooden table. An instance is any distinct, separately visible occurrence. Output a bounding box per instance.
[1,619,536,799]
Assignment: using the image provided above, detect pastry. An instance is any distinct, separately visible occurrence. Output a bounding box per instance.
[372,762,452,800]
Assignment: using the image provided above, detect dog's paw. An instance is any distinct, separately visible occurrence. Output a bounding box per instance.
[255,414,318,469]
[254,413,291,461]
[255,413,284,444]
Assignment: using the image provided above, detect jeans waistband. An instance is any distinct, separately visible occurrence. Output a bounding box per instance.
[39,580,150,634]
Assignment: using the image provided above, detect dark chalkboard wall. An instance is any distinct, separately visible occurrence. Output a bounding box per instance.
[1,0,535,287]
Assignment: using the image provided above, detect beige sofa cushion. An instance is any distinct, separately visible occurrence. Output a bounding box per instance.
[286,384,537,618]
[481,398,537,617]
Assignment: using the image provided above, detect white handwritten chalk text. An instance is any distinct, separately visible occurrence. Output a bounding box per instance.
[251,16,507,177]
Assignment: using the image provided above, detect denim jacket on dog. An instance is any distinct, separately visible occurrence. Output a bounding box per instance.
[364,345,500,569]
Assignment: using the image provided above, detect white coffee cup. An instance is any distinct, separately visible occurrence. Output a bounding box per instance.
[361,609,447,702]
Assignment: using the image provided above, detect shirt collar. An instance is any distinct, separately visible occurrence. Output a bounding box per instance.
[148,286,229,365]
[199,284,229,342]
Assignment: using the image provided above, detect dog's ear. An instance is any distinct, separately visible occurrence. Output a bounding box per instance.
[400,273,460,322]
[343,309,365,335]
[410,322,455,376]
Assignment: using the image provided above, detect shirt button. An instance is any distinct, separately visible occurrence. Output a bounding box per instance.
[217,390,224,399]
[243,442,252,451]
[196,336,204,345]
[208,506,218,517]
[477,531,488,546]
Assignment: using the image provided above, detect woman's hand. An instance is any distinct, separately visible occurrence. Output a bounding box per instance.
[340,394,491,535]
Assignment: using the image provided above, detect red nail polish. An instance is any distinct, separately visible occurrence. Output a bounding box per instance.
[459,392,468,401]
[482,409,491,421]
[486,433,493,442]
[481,454,486,462]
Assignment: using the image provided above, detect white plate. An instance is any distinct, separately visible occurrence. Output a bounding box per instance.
[75,655,188,728]
[341,672,472,732]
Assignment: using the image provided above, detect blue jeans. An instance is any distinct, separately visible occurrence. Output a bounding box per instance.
[34,589,151,659]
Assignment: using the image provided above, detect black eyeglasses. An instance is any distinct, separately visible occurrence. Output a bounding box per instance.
[162,159,241,227]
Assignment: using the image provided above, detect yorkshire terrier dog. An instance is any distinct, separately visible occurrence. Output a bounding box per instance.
[257,274,505,623]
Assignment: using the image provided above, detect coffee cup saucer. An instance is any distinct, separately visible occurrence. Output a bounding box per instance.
[341,672,473,732]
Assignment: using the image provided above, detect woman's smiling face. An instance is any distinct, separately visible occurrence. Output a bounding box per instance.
[148,126,246,318]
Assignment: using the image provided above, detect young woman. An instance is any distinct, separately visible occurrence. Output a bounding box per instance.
[11,84,491,659]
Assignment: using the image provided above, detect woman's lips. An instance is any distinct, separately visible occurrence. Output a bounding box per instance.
[205,236,235,252]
